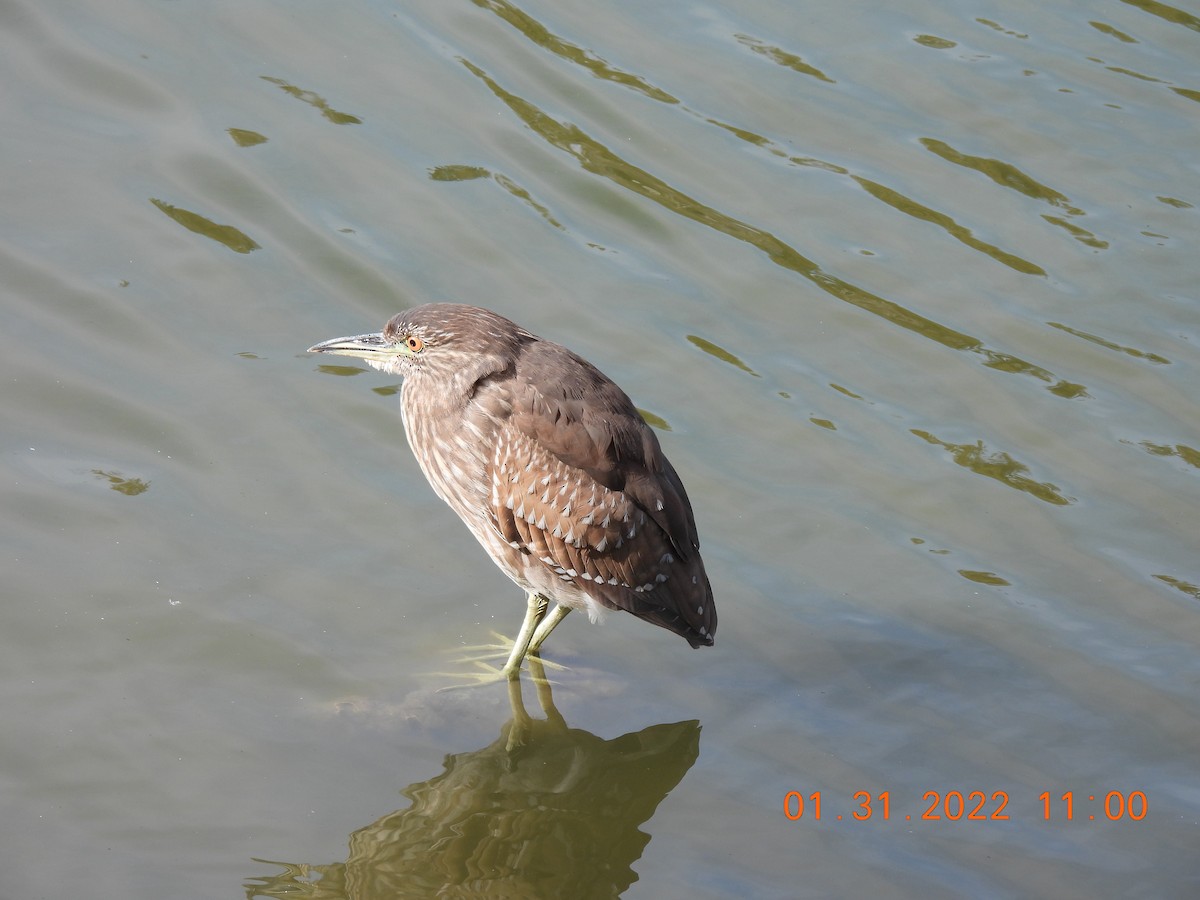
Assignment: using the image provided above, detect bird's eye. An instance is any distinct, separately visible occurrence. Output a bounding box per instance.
[405,335,424,353]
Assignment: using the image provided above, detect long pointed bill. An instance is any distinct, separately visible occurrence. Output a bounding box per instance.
[307,332,411,362]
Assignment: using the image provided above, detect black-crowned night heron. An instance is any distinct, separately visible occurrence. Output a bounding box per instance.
[308,303,715,681]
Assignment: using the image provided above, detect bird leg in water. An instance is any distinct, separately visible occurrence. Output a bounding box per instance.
[497,592,549,680]
[436,593,569,689]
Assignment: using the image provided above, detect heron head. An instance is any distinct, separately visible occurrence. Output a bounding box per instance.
[309,303,527,383]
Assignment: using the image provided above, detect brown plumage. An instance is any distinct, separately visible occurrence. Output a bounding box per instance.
[309,303,715,679]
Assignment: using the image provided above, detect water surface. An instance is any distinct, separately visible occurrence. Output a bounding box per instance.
[2,0,1198,896]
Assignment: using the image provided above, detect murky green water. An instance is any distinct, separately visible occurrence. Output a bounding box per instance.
[3,0,1198,896]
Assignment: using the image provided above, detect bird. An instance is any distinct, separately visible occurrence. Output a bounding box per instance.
[308,303,715,682]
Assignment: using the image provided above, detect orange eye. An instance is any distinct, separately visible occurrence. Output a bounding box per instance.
[405,335,424,352]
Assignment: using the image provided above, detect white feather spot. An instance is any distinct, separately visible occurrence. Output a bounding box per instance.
[655,573,668,583]
[656,498,664,511]
[536,515,546,531]
[608,577,619,586]
[697,605,704,615]
[552,524,563,539]
[580,512,594,525]
[594,537,608,553]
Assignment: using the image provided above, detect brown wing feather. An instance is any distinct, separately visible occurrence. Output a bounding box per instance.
[512,340,702,556]
[486,338,715,646]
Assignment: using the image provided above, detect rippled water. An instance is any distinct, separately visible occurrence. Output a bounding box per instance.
[3,0,1198,897]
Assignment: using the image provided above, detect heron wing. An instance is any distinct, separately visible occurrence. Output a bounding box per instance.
[481,339,715,645]
[507,339,701,560]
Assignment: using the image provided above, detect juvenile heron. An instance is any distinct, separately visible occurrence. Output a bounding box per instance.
[309,304,715,681]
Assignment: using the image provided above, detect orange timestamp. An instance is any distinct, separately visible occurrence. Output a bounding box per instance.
[783,790,1148,822]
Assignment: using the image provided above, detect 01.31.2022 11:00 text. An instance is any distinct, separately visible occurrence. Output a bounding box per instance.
[783,790,1149,823]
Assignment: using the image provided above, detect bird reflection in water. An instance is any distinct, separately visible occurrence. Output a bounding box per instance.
[245,658,702,899]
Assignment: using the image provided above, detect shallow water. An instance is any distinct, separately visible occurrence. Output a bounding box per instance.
[2,0,1199,897]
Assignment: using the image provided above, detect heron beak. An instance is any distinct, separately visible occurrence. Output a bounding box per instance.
[307,332,412,361]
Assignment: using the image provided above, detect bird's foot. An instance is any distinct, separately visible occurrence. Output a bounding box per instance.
[432,656,566,692]
[442,634,568,671]
[444,630,519,662]
[432,659,522,691]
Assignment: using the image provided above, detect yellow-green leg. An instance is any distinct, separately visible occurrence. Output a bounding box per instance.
[529,603,570,654]
[496,592,550,680]
[435,593,570,689]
